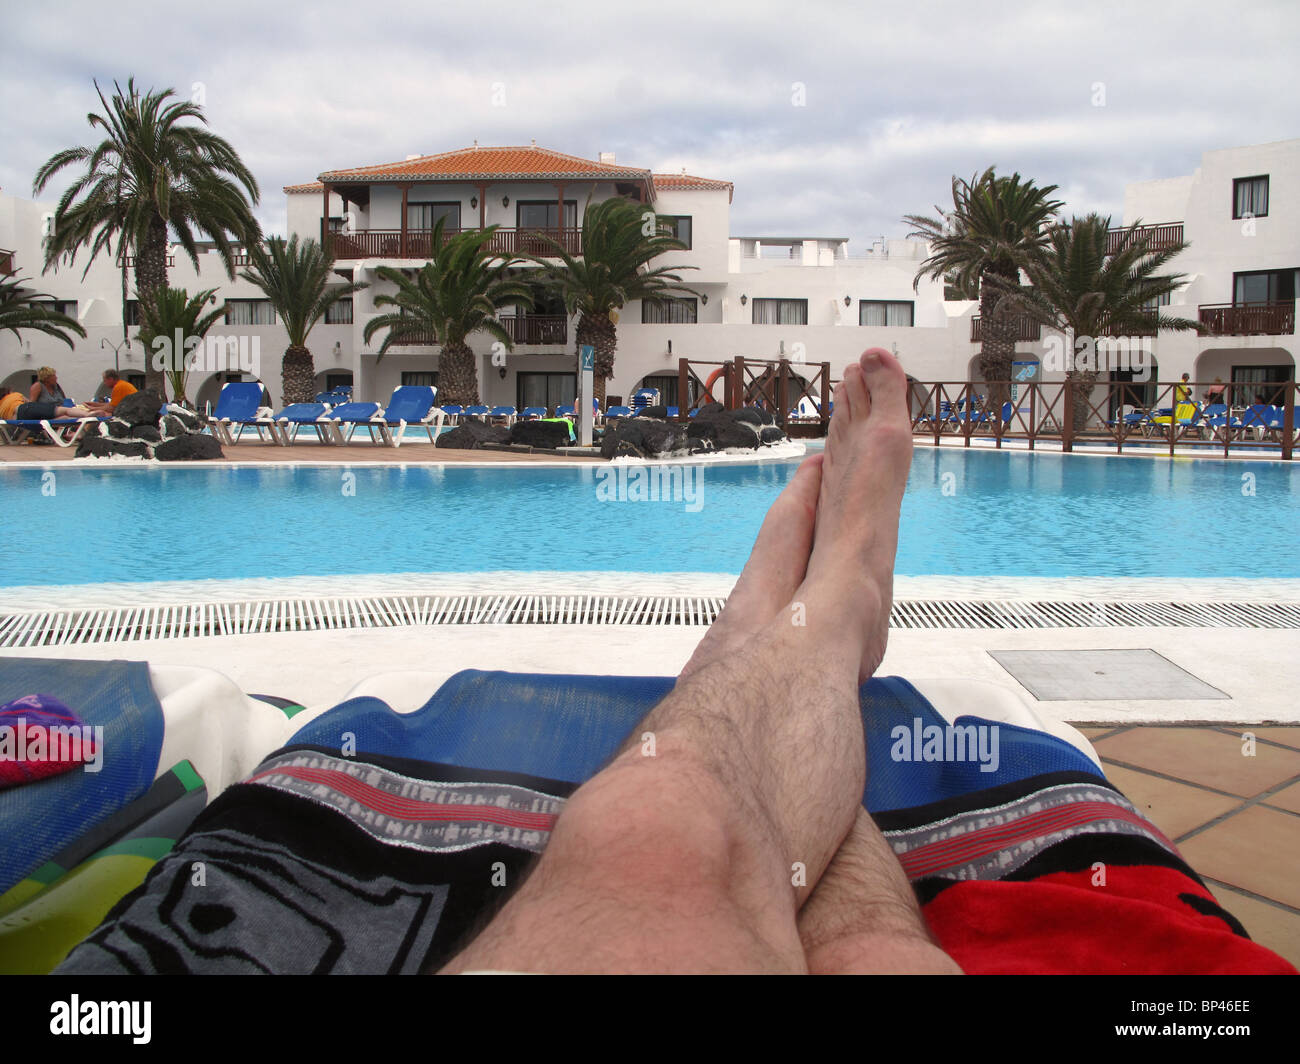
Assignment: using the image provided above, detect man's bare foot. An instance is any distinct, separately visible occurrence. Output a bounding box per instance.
[800,348,912,683]
[680,454,823,679]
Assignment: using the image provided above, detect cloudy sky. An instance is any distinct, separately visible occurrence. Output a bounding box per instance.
[3,0,1297,251]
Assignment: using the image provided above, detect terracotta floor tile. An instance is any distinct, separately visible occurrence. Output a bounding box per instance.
[1208,884,1300,971]
[1179,806,1300,909]
[1102,763,1243,840]
[1094,727,1300,798]
[1245,727,1300,752]
[1261,782,1300,816]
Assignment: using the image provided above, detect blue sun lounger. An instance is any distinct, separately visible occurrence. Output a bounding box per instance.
[320,401,384,444]
[0,414,106,448]
[270,403,334,445]
[374,385,441,447]
[207,382,272,444]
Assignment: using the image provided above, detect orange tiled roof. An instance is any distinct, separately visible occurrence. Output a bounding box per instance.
[284,181,324,193]
[317,145,655,187]
[652,173,734,202]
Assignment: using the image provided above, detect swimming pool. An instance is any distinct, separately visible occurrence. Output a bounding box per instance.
[3,449,1297,588]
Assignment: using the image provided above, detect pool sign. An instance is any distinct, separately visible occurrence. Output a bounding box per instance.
[1011,360,1039,402]
[578,344,595,446]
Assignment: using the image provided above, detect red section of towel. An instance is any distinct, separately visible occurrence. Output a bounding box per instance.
[0,694,98,789]
[923,865,1298,974]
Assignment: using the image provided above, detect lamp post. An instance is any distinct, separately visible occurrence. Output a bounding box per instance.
[101,336,133,374]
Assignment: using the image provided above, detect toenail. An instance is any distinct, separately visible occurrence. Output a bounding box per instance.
[861,350,882,368]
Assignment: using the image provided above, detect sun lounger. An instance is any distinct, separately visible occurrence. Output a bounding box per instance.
[488,405,517,427]
[207,381,273,444]
[0,415,105,448]
[369,385,441,447]
[271,403,334,445]
[520,406,547,420]
[463,404,490,420]
[319,401,385,444]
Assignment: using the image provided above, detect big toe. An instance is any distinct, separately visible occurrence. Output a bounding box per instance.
[858,348,909,424]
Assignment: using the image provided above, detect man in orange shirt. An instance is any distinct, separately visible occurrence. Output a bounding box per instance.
[85,370,138,415]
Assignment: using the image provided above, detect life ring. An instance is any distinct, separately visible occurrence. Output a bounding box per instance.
[703,366,727,403]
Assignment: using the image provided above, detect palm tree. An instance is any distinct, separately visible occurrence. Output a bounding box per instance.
[362,219,534,404]
[33,78,261,396]
[996,213,1198,429]
[137,287,225,406]
[528,197,696,405]
[0,276,88,347]
[240,235,367,404]
[905,169,1063,406]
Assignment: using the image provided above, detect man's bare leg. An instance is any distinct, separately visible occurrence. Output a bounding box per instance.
[441,349,913,973]
[798,807,963,974]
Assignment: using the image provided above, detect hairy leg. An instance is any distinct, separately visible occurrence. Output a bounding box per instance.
[798,807,963,974]
[441,350,913,973]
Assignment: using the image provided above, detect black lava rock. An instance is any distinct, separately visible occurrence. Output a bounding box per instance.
[131,425,162,442]
[638,404,668,419]
[104,419,133,439]
[114,389,164,428]
[697,401,725,417]
[164,405,206,433]
[509,419,572,449]
[154,434,224,461]
[759,425,787,444]
[599,418,689,459]
[731,407,764,426]
[436,420,512,449]
[76,436,152,459]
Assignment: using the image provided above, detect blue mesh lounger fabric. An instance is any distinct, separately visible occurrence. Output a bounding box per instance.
[0,658,165,895]
[291,669,1103,811]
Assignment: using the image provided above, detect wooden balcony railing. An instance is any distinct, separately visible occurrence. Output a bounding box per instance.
[500,314,567,345]
[1106,222,1184,255]
[117,254,176,269]
[325,227,582,260]
[1198,302,1295,336]
[970,315,1042,342]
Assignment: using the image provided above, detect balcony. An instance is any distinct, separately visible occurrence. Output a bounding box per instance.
[1198,302,1295,336]
[117,253,176,269]
[1106,222,1184,255]
[325,227,582,261]
[500,314,567,346]
[0,248,14,277]
[970,315,1042,342]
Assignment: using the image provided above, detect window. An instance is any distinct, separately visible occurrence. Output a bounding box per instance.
[324,372,353,392]
[517,371,576,412]
[124,300,141,326]
[224,299,276,325]
[1232,365,1291,403]
[123,372,146,390]
[751,298,807,325]
[1140,290,1172,312]
[1233,176,1269,219]
[517,201,578,231]
[641,297,698,324]
[407,202,461,230]
[637,374,698,409]
[401,371,438,388]
[34,299,77,318]
[328,216,347,232]
[658,215,692,249]
[325,298,353,324]
[859,300,914,327]
[1234,269,1297,304]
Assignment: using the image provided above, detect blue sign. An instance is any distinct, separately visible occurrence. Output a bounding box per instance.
[579,345,595,372]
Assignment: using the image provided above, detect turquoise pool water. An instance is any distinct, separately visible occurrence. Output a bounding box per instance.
[2,450,1297,587]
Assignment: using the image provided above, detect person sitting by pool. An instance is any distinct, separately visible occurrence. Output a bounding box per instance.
[1204,377,1226,404]
[84,370,138,415]
[8,368,95,422]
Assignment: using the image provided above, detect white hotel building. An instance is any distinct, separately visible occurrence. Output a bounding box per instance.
[1,139,1295,417]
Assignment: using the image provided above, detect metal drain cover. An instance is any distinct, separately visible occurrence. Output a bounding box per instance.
[989,649,1229,701]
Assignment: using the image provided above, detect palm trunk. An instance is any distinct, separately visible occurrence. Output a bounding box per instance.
[136,218,170,399]
[977,263,1018,411]
[439,340,479,405]
[576,313,618,407]
[281,345,316,405]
